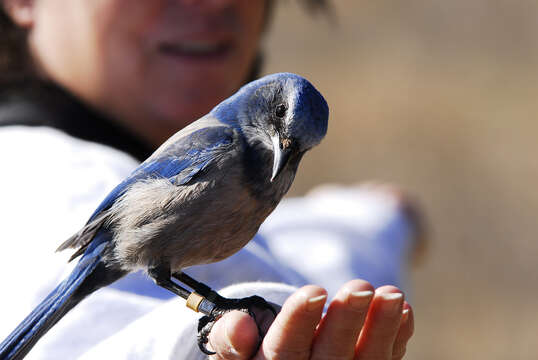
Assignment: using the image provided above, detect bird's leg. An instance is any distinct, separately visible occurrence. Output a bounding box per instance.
[173,271,278,355]
[172,271,225,303]
[148,266,218,316]
[148,266,192,301]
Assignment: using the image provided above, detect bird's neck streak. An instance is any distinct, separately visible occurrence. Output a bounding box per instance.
[242,141,301,207]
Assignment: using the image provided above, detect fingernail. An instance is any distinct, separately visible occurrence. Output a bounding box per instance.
[378,292,403,313]
[401,308,410,321]
[348,290,374,309]
[307,294,327,311]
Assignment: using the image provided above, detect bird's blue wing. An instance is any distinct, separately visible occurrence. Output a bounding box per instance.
[57,125,235,256]
[89,126,234,220]
[141,128,235,185]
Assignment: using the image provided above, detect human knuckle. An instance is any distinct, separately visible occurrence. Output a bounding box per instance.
[261,347,311,360]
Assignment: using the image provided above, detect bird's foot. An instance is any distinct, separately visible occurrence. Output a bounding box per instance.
[197,295,278,355]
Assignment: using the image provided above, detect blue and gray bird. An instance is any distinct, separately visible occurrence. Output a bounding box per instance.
[0,72,328,359]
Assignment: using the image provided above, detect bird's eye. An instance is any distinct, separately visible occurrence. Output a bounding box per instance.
[275,104,287,118]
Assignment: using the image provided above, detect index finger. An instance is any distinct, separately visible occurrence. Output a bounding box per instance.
[256,285,327,360]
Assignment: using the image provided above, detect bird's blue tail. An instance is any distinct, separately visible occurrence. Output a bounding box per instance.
[0,240,124,360]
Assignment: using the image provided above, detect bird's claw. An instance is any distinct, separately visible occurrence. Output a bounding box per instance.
[197,295,278,355]
[197,315,217,355]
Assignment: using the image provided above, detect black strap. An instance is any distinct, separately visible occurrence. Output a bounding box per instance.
[0,81,153,161]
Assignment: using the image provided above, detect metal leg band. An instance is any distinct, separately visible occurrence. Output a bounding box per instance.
[186,292,205,312]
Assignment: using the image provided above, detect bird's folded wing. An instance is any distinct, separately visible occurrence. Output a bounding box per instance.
[56,126,235,258]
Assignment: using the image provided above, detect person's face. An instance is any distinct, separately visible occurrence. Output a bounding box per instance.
[26,0,267,145]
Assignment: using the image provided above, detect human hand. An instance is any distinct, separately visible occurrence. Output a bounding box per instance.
[207,279,414,360]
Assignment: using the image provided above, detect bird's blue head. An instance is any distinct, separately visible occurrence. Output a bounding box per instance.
[213,72,329,181]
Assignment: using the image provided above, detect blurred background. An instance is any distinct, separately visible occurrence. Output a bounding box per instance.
[263,1,538,359]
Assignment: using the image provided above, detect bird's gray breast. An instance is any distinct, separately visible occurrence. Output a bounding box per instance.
[108,150,275,272]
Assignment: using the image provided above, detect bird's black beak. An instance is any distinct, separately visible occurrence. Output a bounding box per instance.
[270,133,292,182]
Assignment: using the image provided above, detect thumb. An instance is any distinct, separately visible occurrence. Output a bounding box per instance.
[209,311,259,360]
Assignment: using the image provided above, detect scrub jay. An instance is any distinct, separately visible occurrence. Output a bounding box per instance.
[0,72,328,359]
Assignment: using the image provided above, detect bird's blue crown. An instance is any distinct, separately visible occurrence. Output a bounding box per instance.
[211,72,328,150]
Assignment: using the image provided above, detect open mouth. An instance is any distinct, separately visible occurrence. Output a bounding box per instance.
[158,41,232,61]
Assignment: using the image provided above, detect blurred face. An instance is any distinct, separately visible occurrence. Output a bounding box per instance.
[26,0,266,145]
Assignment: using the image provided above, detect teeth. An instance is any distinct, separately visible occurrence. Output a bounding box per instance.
[160,40,227,57]
[182,43,218,52]
[176,42,220,53]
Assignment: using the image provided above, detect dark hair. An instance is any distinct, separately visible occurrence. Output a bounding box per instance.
[0,7,33,86]
[0,0,330,86]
